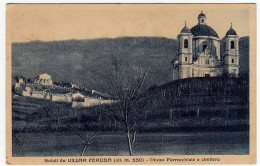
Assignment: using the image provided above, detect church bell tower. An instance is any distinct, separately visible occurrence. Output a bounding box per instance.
[176,22,193,79]
[224,23,239,76]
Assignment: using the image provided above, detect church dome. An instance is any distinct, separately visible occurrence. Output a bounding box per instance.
[226,25,237,35]
[190,24,219,38]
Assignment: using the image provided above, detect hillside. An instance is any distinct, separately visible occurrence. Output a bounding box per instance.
[12,36,249,93]
[12,76,249,133]
[146,76,249,123]
[12,37,178,93]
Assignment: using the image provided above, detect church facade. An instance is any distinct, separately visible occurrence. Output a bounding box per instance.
[172,12,240,80]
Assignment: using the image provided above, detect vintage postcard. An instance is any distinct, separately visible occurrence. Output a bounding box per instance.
[6,3,256,165]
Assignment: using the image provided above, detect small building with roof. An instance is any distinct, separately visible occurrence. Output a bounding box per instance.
[14,76,26,90]
[34,73,53,86]
[172,11,240,80]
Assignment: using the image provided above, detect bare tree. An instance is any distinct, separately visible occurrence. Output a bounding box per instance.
[76,111,102,156]
[13,132,25,156]
[54,108,60,125]
[106,56,151,156]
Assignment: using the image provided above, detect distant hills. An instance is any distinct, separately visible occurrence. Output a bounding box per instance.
[12,36,249,92]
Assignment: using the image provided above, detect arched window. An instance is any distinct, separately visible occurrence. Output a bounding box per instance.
[205,60,209,64]
[231,41,235,49]
[184,39,188,48]
[203,44,207,52]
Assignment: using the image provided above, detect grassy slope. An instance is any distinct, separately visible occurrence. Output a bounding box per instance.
[12,76,249,133]
[143,76,249,131]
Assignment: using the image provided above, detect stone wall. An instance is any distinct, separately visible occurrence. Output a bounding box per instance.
[52,94,72,103]
[72,97,115,108]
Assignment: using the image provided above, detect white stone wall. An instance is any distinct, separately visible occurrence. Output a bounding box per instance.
[52,94,72,103]
[31,92,45,99]
[72,97,115,108]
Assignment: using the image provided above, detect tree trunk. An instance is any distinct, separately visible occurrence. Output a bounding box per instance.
[169,109,173,120]
[81,143,88,156]
[225,107,229,125]
[196,107,200,118]
[126,131,133,156]
[19,142,24,156]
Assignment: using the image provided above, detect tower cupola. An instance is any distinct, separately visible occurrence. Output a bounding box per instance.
[198,11,206,24]
[226,23,237,36]
[181,21,191,33]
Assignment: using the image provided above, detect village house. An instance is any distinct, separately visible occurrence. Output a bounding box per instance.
[22,87,32,97]
[14,77,26,91]
[71,83,80,89]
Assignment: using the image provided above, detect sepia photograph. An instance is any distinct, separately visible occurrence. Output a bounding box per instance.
[6,3,256,165]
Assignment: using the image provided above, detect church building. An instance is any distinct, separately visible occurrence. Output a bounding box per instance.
[34,73,53,86]
[172,11,239,80]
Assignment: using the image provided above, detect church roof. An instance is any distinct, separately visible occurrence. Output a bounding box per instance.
[190,24,219,38]
[198,12,206,18]
[181,26,191,33]
[226,26,237,36]
[35,73,52,79]
[180,21,191,33]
